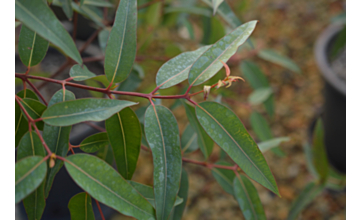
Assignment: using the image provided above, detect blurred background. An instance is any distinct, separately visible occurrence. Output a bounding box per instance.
[15,0,346,219]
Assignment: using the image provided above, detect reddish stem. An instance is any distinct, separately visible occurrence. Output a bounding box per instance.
[95,199,105,220]
[32,121,52,155]
[84,122,106,132]
[37,60,72,89]
[182,157,236,170]
[15,96,34,122]
[82,56,104,63]
[25,79,48,105]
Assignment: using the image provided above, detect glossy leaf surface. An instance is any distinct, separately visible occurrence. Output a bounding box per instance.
[80,132,109,153]
[248,87,273,105]
[188,21,256,86]
[241,61,275,116]
[43,90,75,197]
[68,192,95,220]
[65,154,156,220]
[195,102,279,195]
[233,174,266,220]
[258,49,301,74]
[127,181,183,208]
[312,119,329,183]
[211,161,235,195]
[104,0,137,83]
[156,45,211,89]
[42,99,137,126]
[181,124,199,154]
[106,107,141,179]
[19,98,46,130]
[17,132,46,220]
[172,170,189,220]
[287,182,324,220]
[15,156,47,204]
[144,105,182,220]
[15,0,82,64]
[184,101,213,159]
[18,25,49,67]
[69,64,96,81]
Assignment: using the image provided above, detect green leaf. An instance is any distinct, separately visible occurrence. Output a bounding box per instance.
[80,132,109,153]
[156,45,211,89]
[127,181,183,208]
[250,111,285,157]
[69,64,96,81]
[71,2,106,28]
[80,0,85,6]
[312,119,329,183]
[17,131,46,220]
[15,156,47,204]
[195,102,279,195]
[326,166,346,191]
[240,61,275,117]
[188,21,257,86]
[83,0,113,7]
[15,0,82,64]
[20,98,47,130]
[117,64,144,92]
[181,124,199,154]
[164,7,212,17]
[202,16,225,45]
[97,144,114,165]
[248,87,273,105]
[42,98,137,126]
[106,107,141,179]
[59,0,73,19]
[183,101,213,159]
[65,154,156,219]
[68,192,95,220]
[212,0,224,15]
[16,90,39,147]
[258,137,290,153]
[104,0,137,83]
[233,174,266,220]
[201,0,242,28]
[43,90,75,197]
[258,49,301,74]
[98,28,110,53]
[144,105,182,220]
[287,182,324,220]
[303,142,319,178]
[18,25,49,67]
[145,2,162,27]
[211,161,235,195]
[172,170,189,220]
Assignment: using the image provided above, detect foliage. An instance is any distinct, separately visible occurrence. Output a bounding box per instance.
[15,0,300,219]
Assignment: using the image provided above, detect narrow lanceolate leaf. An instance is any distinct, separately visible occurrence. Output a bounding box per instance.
[43,90,75,198]
[15,0,82,64]
[233,174,266,220]
[106,107,141,179]
[188,21,257,86]
[104,0,137,83]
[16,90,39,147]
[258,49,301,74]
[15,156,47,204]
[248,87,273,105]
[17,132,46,220]
[42,99,137,126]
[80,132,109,153]
[65,154,156,220]
[287,182,324,220]
[181,124,199,154]
[83,0,113,8]
[20,98,47,130]
[59,0,73,19]
[195,102,279,195]
[68,192,95,220]
[211,161,235,195]
[71,2,106,28]
[183,101,213,159]
[127,181,183,208]
[312,119,329,183]
[18,25,49,67]
[144,105,182,220]
[172,170,189,220]
[201,0,241,28]
[156,45,211,89]
[250,111,285,157]
[212,0,224,15]
[241,61,275,117]
[69,64,96,81]
[258,137,290,153]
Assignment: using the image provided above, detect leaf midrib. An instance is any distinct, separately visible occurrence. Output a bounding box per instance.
[237,175,257,220]
[16,159,44,185]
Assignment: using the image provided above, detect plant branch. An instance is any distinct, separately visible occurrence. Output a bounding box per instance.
[37,60,72,89]
[182,157,237,170]
[95,199,105,220]
[25,79,48,105]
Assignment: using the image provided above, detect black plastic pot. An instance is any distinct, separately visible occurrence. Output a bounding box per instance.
[314,23,346,174]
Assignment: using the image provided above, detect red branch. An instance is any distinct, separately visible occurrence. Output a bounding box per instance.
[95,199,105,220]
